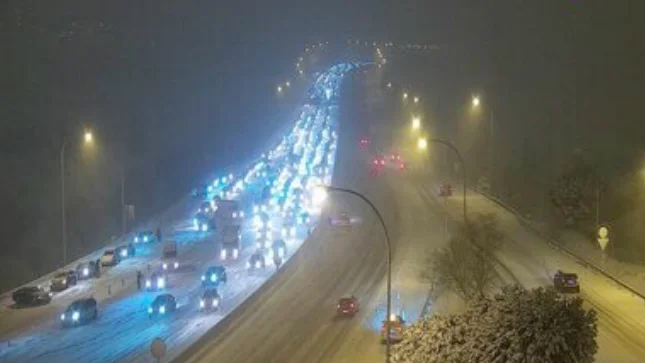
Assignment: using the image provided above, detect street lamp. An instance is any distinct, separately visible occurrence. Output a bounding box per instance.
[417,137,427,150]
[472,95,480,108]
[277,85,283,93]
[411,116,421,131]
[61,130,94,265]
[285,81,291,88]
[402,92,408,101]
[313,185,393,363]
[413,96,419,104]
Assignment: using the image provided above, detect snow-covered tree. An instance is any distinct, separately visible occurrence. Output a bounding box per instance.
[393,286,598,363]
[428,213,502,300]
[549,154,602,226]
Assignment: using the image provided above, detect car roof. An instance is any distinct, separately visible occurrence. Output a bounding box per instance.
[155,293,174,300]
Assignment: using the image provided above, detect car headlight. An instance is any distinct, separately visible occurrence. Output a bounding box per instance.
[201,224,208,232]
[220,249,227,259]
[200,300,205,308]
[193,218,198,227]
[148,307,153,314]
[232,212,237,218]
[159,305,165,314]
[134,237,139,243]
[246,261,251,269]
[210,274,217,282]
[145,280,151,288]
[255,261,262,269]
[143,236,149,242]
[212,299,219,308]
[62,279,67,285]
[60,313,65,321]
[240,211,245,218]
[83,268,89,276]
[279,247,285,257]
[121,250,127,257]
[201,275,206,281]
[233,249,239,259]
[157,277,165,288]
[163,263,168,270]
[174,262,179,269]
[72,311,80,321]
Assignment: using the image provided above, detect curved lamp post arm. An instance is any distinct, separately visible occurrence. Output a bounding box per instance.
[429,138,468,223]
[324,185,392,363]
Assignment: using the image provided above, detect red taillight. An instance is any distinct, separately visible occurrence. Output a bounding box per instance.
[380,160,385,165]
[373,160,378,164]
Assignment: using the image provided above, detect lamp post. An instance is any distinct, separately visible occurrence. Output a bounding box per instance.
[471,95,495,194]
[313,185,393,363]
[427,138,468,223]
[60,130,94,265]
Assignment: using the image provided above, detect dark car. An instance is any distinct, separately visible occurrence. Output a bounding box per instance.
[201,266,227,287]
[272,239,288,259]
[50,270,78,292]
[554,270,580,293]
[193,212,215,232]
[199,288,221,311]
[337,296,360,316]
[145,272,166,291]
[60,298,98,327]
[133,231,156,244]
[76,261,100,279]
[12,286,52,307]
[148,294,177,318]
[116,243,136,259]
[247,252,266,270]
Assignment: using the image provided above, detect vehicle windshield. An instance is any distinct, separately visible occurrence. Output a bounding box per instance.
[104,250,114,256]
[54,272,67,278]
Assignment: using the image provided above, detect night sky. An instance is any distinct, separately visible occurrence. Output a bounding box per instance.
[2,1,645,290]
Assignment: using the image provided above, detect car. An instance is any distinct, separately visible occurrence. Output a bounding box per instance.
[372,156,386,169]
[381,314,406,343]
[116,243,136,259]
[553,270,580,293]
[329,213,351,227]
[198,201,214,215]
[199,288,221,311]
[271,239,288,259]
[337,296,359,316]
[256,227,273,249]
[12,286,52,306]
[162,260,179,271]
[133,230,157,244]
[359,137,370,150]
[76,260,100,279]
[389,152,402,163]
[100,249,120,266]
[162,242,179,270]
[148,294,177,318]
[298,211,311,225]
[201,266,227,287]
[60,298,98,327]
[145,272,166,291]
[193,212,215,232]
[247,252,266,270]
[50,270,78,292]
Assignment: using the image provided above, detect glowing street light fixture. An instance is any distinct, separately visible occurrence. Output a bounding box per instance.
[417,137,428,150]
[387,82,392,88]
[403,92,408,100]
[285,81,291,87]
[84,131,94,144]
[277,85,283,93]
[411,116,421,131]
[472,95,480,108]
[413,96,420,104]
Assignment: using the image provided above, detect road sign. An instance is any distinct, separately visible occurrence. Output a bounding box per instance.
[150,337,166,361]
[597,226,609,251]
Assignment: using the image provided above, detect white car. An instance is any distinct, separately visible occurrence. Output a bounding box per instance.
[100,250,118,266]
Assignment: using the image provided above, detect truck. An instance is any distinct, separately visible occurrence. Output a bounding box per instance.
[162,242,179,270]
[214,198,244,226]
[220,225,241,261]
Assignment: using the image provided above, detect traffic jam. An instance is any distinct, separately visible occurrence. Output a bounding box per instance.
[1,63,357,361]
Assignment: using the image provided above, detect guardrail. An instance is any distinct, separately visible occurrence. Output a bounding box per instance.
[472,187,645,301]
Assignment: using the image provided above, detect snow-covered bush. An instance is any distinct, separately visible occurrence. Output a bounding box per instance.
[393,286,597,363]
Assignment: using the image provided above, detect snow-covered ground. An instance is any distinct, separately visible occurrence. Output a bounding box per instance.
[0,63,357,363]
[431,183,645,362]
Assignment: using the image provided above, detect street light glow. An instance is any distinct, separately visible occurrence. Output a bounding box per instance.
[312,186,328,207]
[417,137,428,150]
[412,116,421,131]
[472,96,480,108]
[403,92,408,100]
[277,85,283,93]
[387,82,392,88]
[84,131,93,144]
[413,96,419,104]
[285,81,291,87]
